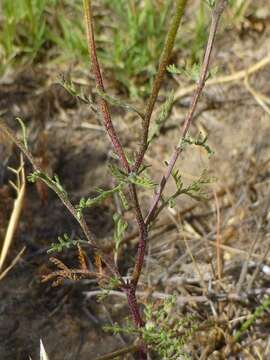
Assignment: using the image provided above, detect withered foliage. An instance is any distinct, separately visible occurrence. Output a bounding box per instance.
[42,244,96,287]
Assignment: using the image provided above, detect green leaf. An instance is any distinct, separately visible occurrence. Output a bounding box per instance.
[128,172,156,189]
[108,163,127,183]
[96,88,144,119]
[76,184,123,218]
[172,169,183,191]
[28,171,68,199]
[27,170,41,183]
[148,90,174,144]
[204,0,216,8]
[180,132,214,157]
[118,189,129,210]
[166,64,182,75]
[59,76,91,104]
[48,233,86,254]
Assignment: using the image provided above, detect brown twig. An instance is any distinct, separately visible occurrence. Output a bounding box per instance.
[145,0,228,226]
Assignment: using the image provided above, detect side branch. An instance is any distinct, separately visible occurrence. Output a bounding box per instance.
[145,0,228,225]
[0,120,124,284]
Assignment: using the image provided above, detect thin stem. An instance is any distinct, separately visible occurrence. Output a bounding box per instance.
[83,0,147,340]
[133,0,188,172]
[83,0,130,172]
[130,185,147,288]
[145,0,227,226]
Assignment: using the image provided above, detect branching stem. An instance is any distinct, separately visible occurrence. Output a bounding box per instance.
[83,1,147,350]
[145,0,227,226]
[0,120,124,285]
[0,2,227,359]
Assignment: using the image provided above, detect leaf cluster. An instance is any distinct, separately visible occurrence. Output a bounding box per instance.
[179,132,214,156]
[48,233,87,254]
[148,91,174,145]
[28,171,68,199]
[76,164,156,219]
[42,244,90,287]
[104,296,199,360]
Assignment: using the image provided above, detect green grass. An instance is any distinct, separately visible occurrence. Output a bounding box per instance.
[0,0,57,68]
[99,0,173,97]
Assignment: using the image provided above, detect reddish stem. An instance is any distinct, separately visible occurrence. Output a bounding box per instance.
[83,0,130,172]
[83,0,147,349]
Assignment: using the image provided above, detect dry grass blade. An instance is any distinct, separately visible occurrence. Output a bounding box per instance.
[213,189,222,281]
[0,246,26,281]
[77,243,88,270]
[0,154,26,273]
[173,53,270,101]
[244,74,270,116]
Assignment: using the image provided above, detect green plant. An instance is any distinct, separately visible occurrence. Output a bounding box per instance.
[234,296,270,342]
[104,296,199,360]
[99,0,173,97]
[0,0,86,72]
[0,0,227,358]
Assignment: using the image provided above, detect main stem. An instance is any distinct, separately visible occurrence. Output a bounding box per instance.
[83,1,147,356]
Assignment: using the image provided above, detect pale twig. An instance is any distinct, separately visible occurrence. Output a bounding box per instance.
[213,189,222,281]
[247,197,270,292]
[0,246,26,281]
[84,288,270,305]
[40,339,50,360]
[236,227,262,295]
[167,208,207,293]
[244,74,270,116]
[0,154,25,273]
